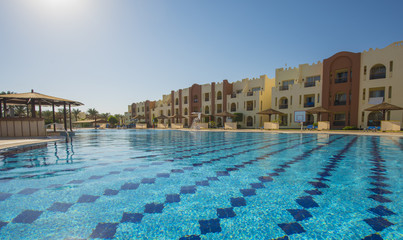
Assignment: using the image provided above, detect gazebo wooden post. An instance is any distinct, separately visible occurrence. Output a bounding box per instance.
[39,100,42,118]
[52,103,56,132]
[63,103,67,131]
[3,99,7,117]
[31,99,36,118]
[69,104,72,131]
[0,102,2,118]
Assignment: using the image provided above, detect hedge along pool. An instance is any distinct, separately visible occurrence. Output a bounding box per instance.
[0,130,401,239]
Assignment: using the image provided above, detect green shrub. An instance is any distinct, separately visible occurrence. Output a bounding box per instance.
[342,126,359,130]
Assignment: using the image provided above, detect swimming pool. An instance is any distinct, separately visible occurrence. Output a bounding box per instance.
[0,130,401,239]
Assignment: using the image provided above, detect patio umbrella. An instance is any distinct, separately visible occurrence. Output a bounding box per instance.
[257,108,284,122]
[364,102,403,120]
[214,111,235,118]
[169,114,187,119]
[306,106,331,121]
[156,114,169,120]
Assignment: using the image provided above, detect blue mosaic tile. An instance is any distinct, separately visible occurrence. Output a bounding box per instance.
[234,164,245,168]
[171,169,184,173]
[180,186,197,194]
[240,189,256,197]
[0,192,12,201]
[196,180,209,186]
[193,163,203,167]
[141,178,156,184]
[199,218,221,234]
[308,181,329,188]
[364,217,394,232]
[296,196,319,208]
[314,177,330,182]
[165,194,181,203]
[368,195,392,203]
[250,183,265,189]
[68,180,85,184]
[368,188,392,195]
[89,175,103,180]
[274,168,285,173]
[231,197,247,207]
[12,210,43,223]
[318,171,332,177]
[124,167,136,171]
[277,222,305,235]
[273,236,289,240]
[179,235,201,240]
[104,189,119,196]
[258,176,273,182]
[90,223,119,239]
[109,171,120,174]
[217,208,236,218]
[18,188,40,195]
[216,171,230,176]
[121,182,140,190]
[144,203,164,213]
[77,194,99,203]
[369,175,389,181]
[47,184,63,188]
[226,167,238,171]
[370,182,390,187]
[47,202,73,212]
[368,205,396,216]
[183,167,194,171]
[207,177,219,181]
[287,209,312,221]
[362,233,383,240]
[156,173,170,178]
[121,212,143,223]
[304,189,322,195]
[370,167,386,172]
[269,173,280,177]
[0,221,8,229]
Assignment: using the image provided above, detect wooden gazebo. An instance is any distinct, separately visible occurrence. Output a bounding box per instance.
[0,90,83,136]
[364,102,403,120]
[257,108,284,122]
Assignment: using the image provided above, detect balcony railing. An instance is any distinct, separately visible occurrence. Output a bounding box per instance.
[205,98,209,101]
[370,73,386,80]
[231,108,236,112]
[247,92,253,96]
[184,100,188,104]
[304,82,315,88]
[304,102,315,108]
[335,77,348,83]
[217,96,222,100]
[205,111,209,114]
[231,93,236,98]
[334,101,346,106]
[279,86,289,91]
[246,106,253,111]
[217,109,222,113]
[279,104,288,109]
[193,99,198,103]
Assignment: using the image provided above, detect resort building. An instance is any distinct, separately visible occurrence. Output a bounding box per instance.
[271,62,323,128]
[358,41,403,128]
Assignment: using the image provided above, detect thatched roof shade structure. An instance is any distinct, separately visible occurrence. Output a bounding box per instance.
[364,102,403,120]
[257,108,284,121]
[214,111,235,118]
[0,90,83,132]
[306,106,331,121]
[156,114,169,120]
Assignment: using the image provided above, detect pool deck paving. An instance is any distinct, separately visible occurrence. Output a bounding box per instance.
[0,137,63,150]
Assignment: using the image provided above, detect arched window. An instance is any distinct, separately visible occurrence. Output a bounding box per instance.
[230,103,236,112]
[370,64,386,80]
[167,110,171,116]
[246,116,253,127]
[217,91,222,100]
[193,95,198,103]
[205,106,210,114]
[175,98,179,105]
[279,97,288,109]
[184,108,188,115]
[160,110,163,115]
[367,111,382,126]
[334,92,347,105]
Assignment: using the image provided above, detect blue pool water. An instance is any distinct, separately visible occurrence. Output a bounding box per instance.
[0,130,402,239]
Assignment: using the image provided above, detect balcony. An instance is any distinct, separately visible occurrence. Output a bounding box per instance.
[335,77,347,83]
[205,111,209,114]
[279,104,288,109]
[246,105,253,111]
[217,109,222,113]
[334,101,346,106]
[231,93,236,98]
[370,73,386,80]
[247,92,253,96]
[304,82,315,88]
[279,86,289,91]
[205,98,209,102]
[304,102,315,108]
[231,107,236,112]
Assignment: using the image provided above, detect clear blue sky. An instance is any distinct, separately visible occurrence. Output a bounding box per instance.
[1,0,402,115]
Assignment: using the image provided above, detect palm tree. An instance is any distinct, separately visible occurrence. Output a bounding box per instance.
[57,109,65,123]
[72,109,82,121]
[100,113,110,121]
[115,114,124,125]
[14,106,27,117]
[87,108,99,129]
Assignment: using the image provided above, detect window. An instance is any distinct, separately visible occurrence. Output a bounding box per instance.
[370,64,386,79]
[247,91,253,96]
[160,110,163,115]
[369,89,385,98]
[364,66,367,75]
[246,101,253,111]
[363,89,366,100]
[304,95,315,108]
[230,103,236,112]
[205,93,209,101]
[205,106,209,114]
[390,61,393,72]
[184,96,188,104]
[142,107,145,112]
[252,87,261,91]
[290,96,293,105]
[246,116,253,127]
[175,98,179,105]
[280,80,294,91]
[333,113,346,126]
[335,71,348,83]
[275,97,277,107]
[167,110,171,116]
[280,115,288,126]
[231,93,236,98]
[217,104,222,113]
[361,112,364,122]
[184,108,188,115]
[334,93,346,105]
[193,95,198,103]
[146,106,149,112]
[317,93,320,103]
[305,76,320,87]
[193,107,199,112]
[217,91,222,100]
[279,97,288,109]
[389,86,392,98]
[236,90,242,94]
